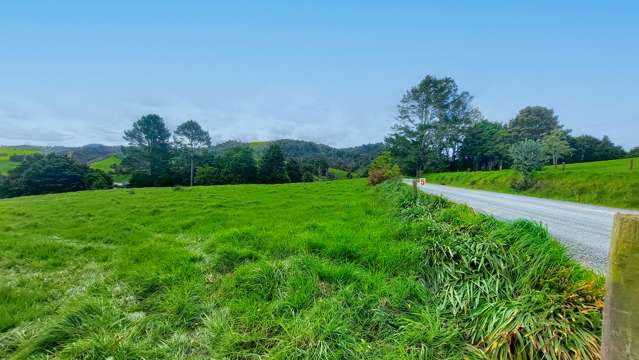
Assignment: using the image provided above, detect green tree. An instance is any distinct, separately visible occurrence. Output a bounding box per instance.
[507,106,561,143]
[223,147,258,184]
[510,140,545,190]
[386,75,480,175]
[194,164,222,185]
[0,153,111,198]
[258,144,289,184]
[628,146,639,158]
[122,114,172,187]
[285,159,303,183]
[459,120,509,171]
[174,120,211,186]
[567,135,625,162]
[367,152,401,185]
[542,129,573,167]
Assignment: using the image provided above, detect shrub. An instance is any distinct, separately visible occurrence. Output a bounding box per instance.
[510,140,544,190]
[368,152,401,185]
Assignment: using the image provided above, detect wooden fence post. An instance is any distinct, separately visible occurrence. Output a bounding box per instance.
[562,162,566,172]
[412,179,417,199]
[602,213,639,358]
[630,158,634,171]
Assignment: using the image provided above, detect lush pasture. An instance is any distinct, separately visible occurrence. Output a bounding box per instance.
[426,157,639,209]
[88,155,120,173]
[0,179,602,358]
[89,155,128,183]
[0,148,39,174]
[328,167,349,179]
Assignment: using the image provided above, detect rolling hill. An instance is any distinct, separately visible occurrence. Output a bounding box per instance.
[213,139,384,172]
[0,147,40,174]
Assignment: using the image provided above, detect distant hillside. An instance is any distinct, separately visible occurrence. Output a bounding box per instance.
[3,140,384,174]
[50,144,122,163]
[0,144,122,166]
[0,147,40,174]
[213,139,385,171]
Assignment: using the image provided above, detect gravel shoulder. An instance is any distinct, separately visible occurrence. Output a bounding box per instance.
[406,180,639,273]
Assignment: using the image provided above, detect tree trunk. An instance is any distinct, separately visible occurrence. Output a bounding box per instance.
[190,153,194,186]
[602,214,639,358]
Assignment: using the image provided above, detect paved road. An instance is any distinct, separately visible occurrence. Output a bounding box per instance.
[406,180,639,273]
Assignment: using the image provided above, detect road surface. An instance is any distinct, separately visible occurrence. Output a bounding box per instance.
[406,180,639,273]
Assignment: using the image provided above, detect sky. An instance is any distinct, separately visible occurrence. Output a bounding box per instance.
[0,1,637,149]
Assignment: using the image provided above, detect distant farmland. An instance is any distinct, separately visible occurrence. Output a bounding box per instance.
[425,157,639,209]
[0,147,39,174]
[89,154,129,182]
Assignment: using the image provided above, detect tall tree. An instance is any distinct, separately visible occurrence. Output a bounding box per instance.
[222,147,258,184]
[259,144,289,184]
[459,120,509,171]
[507,106,561,143]
[567,135,626,163]
[174,120,211,186]
[285,159,303,183]
[386,75,480,175]
[628,146,639,158]
[542,129,573,167]
[122,114,172,187]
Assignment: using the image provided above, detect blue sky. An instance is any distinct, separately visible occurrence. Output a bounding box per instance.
[1,1,637,148]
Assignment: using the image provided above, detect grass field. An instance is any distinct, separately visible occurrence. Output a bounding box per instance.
[327,167,349,179]
[0,180,603,358]
[425,157,639,209]
[89,155,129,183]
[0,148,39,174]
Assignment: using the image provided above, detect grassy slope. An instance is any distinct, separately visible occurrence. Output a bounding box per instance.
[0,148,38,174]
[0,180,602,359]
[328,167,349,179]
[89,155,129,182]
[425,157,639,209]
[88,155,120,172]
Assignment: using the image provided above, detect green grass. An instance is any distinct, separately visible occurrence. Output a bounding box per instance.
[425,157,639,209]
[88,155,121,173]
[89,155,129,183]
[0,180,603,358]
[0,148,39,174]
[328,168,349,179]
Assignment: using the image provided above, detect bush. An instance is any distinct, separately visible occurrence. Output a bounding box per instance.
[368,152,401,185]
[510,140,544,190]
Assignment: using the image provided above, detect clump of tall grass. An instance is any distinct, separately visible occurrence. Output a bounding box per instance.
[379,180,604,359]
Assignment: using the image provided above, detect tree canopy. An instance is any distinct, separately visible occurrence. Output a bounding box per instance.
[0,153,112,198]
[459,120,509,171]
[542,129,573,167]
[507,106,561,143]
[386,75,481,175]
[122,114,173,187]
[174,120,211,186]
[258,144,289,184]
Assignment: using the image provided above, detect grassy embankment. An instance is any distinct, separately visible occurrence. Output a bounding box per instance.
[425,157,639,209]
[0,179,603,358]
[0,148,39,174]
[89,155,129,183]
[328,167,349,179]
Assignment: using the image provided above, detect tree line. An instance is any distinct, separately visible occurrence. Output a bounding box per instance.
[117,114,337,188]
[386,75,634,176]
